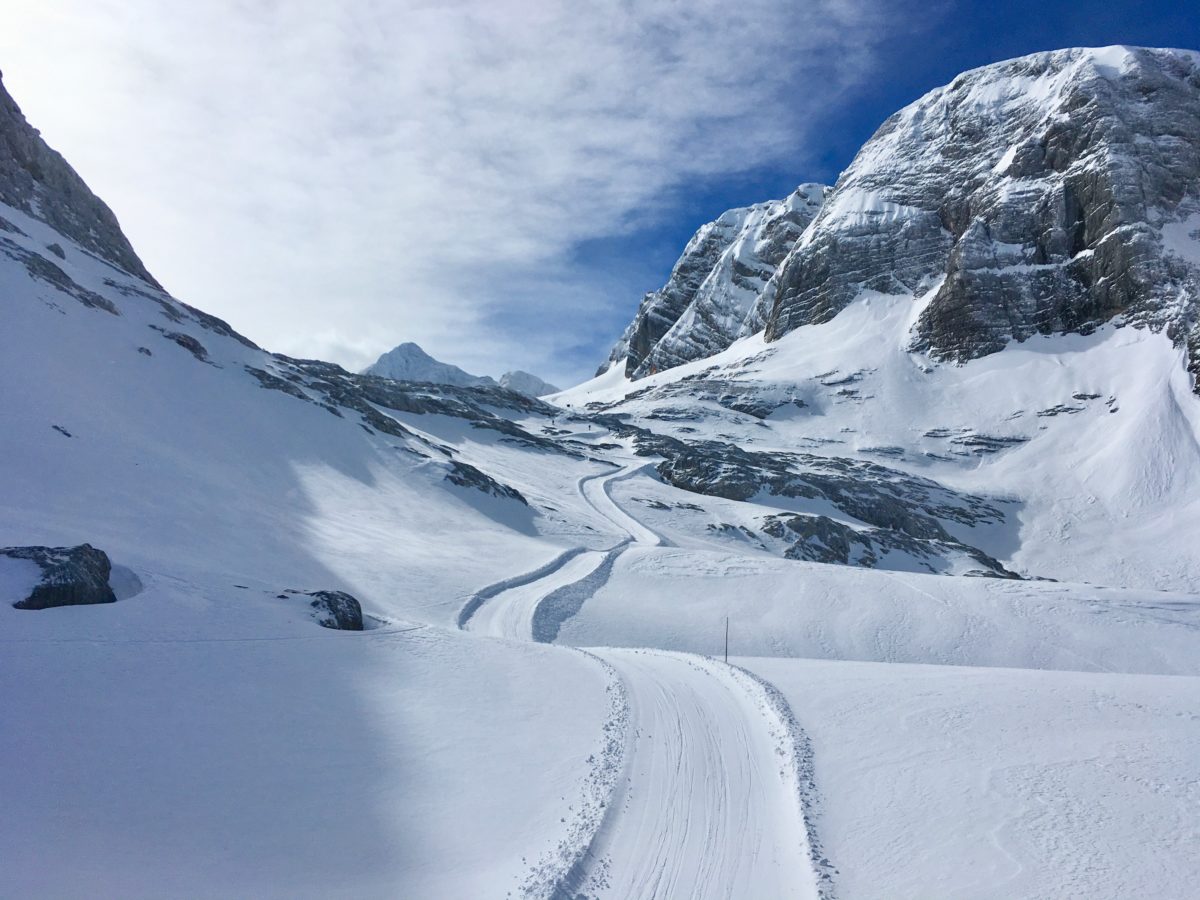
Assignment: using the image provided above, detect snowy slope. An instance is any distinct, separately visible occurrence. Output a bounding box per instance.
[559,289,1200,592]
[4,49,1200,900]
[602,184,827,378]
[746,656,1200,900]
[0,73,628,897]
[1,615,616,899]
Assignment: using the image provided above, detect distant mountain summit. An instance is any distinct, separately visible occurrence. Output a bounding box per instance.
[364,342,496,388]
[364,342,559,396]
[499,370,560,397]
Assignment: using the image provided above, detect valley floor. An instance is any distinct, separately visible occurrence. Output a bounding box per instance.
[5,437,1200,899]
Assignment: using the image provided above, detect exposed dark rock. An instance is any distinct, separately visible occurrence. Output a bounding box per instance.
[152,328,209,361]
[760,48,1200,386]
[1037,404,1086,417]
[51,424,71,437]
[0,236,118,313]
[603,185,828,378]
[761,513,1017,576]
[305,590,364,631]
[279,589,364,630]
[4,544,117,609]
[948,434,1030,454]
[0,71,158,286]
[445,460,528,504]
[45,242,64,259]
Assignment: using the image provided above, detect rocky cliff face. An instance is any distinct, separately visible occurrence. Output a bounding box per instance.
[499,370,560,397]
[0,71,157,287]
[759,47,1200,378]
[602,184,827,379]
[603,47,1200,387]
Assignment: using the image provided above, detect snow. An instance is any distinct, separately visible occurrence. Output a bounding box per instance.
[6,50,1200,896]
[555,545,1200,674]
[993,143,1019,174]
[582,649,821,900]
[744,656,1200,900]
[557,291,1200,593]
[1161,210,1200,265]
[0,616,614,898]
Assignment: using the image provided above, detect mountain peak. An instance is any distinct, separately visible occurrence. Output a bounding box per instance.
[363,342,496,388]
[600,182,829,379]
[364,343,560,397]
[499,370,560,397]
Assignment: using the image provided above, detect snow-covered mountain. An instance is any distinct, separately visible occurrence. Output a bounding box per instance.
[4,49,1200,900]
[571,50,1200,592]
[601,184,827,378]
[764,47,1200,372]
[363,340,497,387]
[499,369,560,397]
[364,342,559,397]
[607,47,1200,385]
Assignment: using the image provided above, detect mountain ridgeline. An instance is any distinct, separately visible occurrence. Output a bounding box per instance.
[604,47,1200,386]
[364,341,559,397]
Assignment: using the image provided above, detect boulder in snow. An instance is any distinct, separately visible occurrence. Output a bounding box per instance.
[3,544,117,609]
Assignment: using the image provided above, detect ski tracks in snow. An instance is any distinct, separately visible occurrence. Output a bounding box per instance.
[458,462,831,900]
[569,649,825,900]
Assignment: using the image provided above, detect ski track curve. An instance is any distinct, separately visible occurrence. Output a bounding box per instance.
[573,648,822,900]
[457,461,830,900]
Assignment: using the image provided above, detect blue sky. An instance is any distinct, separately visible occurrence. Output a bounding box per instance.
[2,1,1197,386]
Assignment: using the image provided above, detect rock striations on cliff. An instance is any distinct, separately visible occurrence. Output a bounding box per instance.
[601,184,828,379]
[605,47,1200,386]
[0,70,158,287]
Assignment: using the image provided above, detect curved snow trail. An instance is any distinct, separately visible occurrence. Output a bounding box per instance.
[580,463,669,547]
[466,548,611,639]
[572,648,821,900]
[458,461,828,899]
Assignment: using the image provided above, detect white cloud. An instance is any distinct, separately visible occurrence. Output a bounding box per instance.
[2,0,899,385]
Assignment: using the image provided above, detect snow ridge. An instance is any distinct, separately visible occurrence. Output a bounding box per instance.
[527,649,631,900]
[730,662,838,898]
[532,541,632,642]
[456,546,589,630]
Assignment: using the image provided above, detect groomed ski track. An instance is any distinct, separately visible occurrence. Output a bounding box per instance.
[460,463,826,900]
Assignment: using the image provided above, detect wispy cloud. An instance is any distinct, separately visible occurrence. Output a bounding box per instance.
[3,0,908,384]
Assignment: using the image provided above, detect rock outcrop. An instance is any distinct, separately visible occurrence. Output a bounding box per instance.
[304,590,364,631]
[759,47,1200,378]
[4,544,118,609]
[602,184,828,379]
[276,589,364,630]
[0,71,158,286]
[499,370,560,397]
[601,48,1200,388]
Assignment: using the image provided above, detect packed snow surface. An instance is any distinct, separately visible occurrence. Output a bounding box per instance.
[4,46,1200,900]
